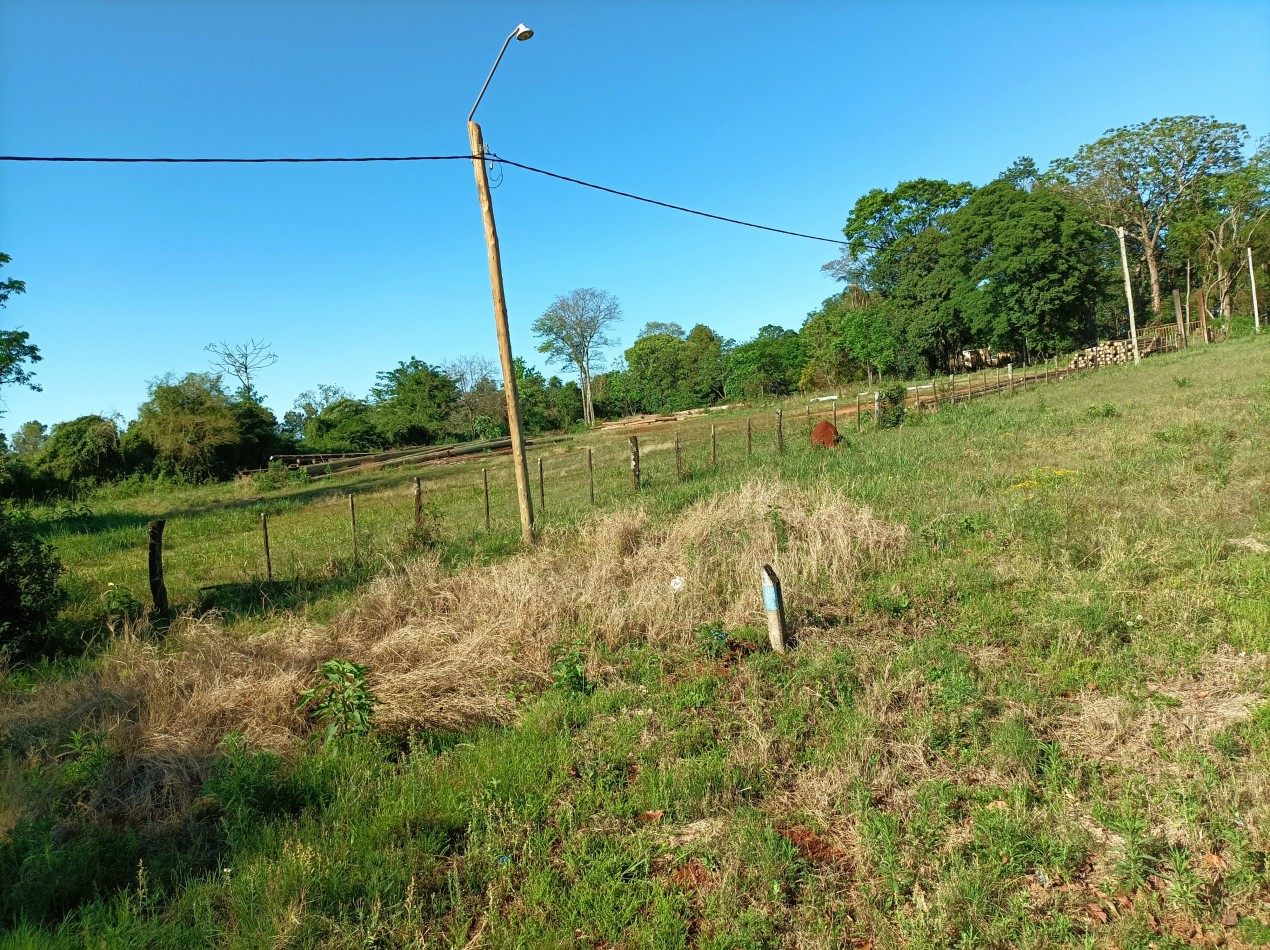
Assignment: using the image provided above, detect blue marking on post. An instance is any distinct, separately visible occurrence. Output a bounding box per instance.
[763,583,779,612]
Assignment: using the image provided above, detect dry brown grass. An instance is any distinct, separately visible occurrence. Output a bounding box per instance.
[0,478,907,825]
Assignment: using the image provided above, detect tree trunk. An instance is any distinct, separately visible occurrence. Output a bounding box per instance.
[1142,239,1164,316]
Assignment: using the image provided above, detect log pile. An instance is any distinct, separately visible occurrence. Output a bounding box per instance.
[1067,337,1163,369]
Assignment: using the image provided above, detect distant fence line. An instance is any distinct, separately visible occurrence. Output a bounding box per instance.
[140,333,1207,611]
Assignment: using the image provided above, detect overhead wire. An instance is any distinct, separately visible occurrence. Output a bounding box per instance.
[0,151,848,245]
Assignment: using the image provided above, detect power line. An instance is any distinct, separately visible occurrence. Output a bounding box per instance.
[490,155,843,245]
[0,151,846,245]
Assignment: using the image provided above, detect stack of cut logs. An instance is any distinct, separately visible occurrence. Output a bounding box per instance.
[1067,337,1163,369]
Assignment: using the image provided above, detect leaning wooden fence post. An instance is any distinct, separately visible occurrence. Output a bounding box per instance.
[674,433,683,481]
[711,425,718,467]
[261,512,272,582]
[413,477,422,529]
[629,435,641,491]
[483,468,491,531]
[348,494,358,563]
[537,457,545,514]
[147,519,168,614]
[760,564,788,655]
[587,449,595,505]
[775,410,784,454]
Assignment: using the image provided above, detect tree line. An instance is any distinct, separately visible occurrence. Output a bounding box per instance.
[2,115,1266,500]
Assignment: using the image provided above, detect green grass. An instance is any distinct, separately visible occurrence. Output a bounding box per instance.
[3,333,1270,947]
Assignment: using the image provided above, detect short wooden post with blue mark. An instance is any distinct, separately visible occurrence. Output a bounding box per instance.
[761,563,787,655]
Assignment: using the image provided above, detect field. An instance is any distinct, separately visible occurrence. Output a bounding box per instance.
[2,334,1269,948]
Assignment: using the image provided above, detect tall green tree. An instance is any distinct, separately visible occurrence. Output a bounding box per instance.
[35,415,126,488]
[823,178,975,294]
[533,288,621,427]
[0,253,41,401]
[1050,116,1247,316]
[370,358,459,447]
[725,326,805,399]
[131,373,239,480]
[945,180,1107,358]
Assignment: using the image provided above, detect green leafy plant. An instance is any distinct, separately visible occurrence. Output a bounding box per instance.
[878,383,908,428]
[296,659,380,742]
[100,583,143,624]
[696,624,729,659]
[0,500,67,661]
[549,644,592,695]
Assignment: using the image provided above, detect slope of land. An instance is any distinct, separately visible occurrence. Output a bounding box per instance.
[2,335,1269,948]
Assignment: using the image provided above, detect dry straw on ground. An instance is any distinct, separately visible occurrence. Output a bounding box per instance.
[1,478,907,825]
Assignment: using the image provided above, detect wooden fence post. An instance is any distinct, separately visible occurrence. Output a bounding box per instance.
[261,512,272,582]
[147,519,168,614]
[675,433,682,481]
[761,564,788,655]
[349,494,358,563]
[1172,288,1187,348]
[873,391,881,425]
[587,449,595,505]
[776,410,784,454]
[746,418,753,457]
[629,435,641,491]
[537,457,545,514]
[711,425,717,467]
[855,394,861,433]
[413,477,422,529]
[832,398,838,428]
[1195,291,1209,343]
[483,467,491,530]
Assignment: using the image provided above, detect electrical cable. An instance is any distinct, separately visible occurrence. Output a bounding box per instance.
[0,151,848,245]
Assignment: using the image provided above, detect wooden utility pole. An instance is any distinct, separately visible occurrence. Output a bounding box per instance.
[587,449,595,505]
[1250,247,1261,334]
[629,436,640,491]
[469,119,534,543]
[1172,289,1187,348]
[1115,226,1142,365]
[261,513,272,582]
[147,520,168,614]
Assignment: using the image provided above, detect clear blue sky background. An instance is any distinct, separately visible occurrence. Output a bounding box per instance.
[2,0,1268,431]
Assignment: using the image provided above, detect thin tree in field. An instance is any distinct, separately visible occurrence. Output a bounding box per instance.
[205,338,278,402]
[532,288,621,427]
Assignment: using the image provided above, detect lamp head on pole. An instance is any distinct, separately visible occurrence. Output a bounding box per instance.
[468,22,536,124]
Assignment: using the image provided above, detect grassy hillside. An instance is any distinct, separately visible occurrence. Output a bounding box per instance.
[2,335,1268,948]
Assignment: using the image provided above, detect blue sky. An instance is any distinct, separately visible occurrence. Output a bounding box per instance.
[2,0,1268,431]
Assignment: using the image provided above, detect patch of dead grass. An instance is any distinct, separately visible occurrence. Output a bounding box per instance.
[0,479,906,826]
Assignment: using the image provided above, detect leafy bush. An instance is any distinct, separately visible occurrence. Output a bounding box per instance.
[296,659,380,743]
[878,383,908,428]
[549,644,592,695]
[0,500,66,660]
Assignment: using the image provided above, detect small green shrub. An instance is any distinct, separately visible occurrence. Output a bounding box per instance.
[0,500,67,661]
[695,623,729,659]
[1085,402,1119,419]
[878,383,908,428]
[100,583,143,624]
[251,461,308,491]
[296,659,379,743]
[549,644,592,695]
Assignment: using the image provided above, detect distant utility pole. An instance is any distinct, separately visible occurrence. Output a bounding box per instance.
[1115,226,1142,365]
[1250,247,1261,334]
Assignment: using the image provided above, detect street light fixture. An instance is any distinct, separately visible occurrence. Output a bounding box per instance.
[468,23,536,543]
